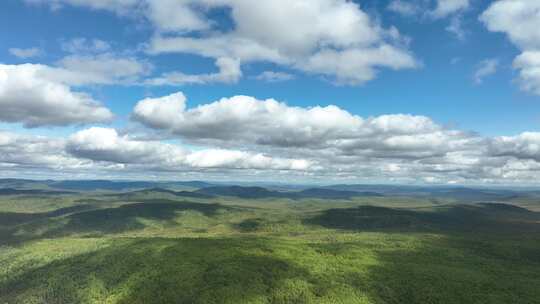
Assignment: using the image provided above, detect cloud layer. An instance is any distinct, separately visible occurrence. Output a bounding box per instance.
[2,90,540,184]
[128,92,540,184]
[481,0,540,95]
[149,0,418,85]
[0,64,113,127]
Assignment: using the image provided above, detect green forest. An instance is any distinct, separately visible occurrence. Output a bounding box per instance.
[1,184,540,303]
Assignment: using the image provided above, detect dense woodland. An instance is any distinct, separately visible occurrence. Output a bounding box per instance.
[1,180,540,303]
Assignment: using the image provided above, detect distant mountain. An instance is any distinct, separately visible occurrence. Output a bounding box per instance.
[0,188,74,196]
[0,178,35,186]
[0,179,52,189]
[50,180,159,191]
[297,188,383,199]
[426,187,519,201]
[196,186,284,199]
[323,184,519,202]
[196,186,383,200]
[49,180,215,191]
[165,181,214,189]
[0,178,528,202]
[0,178,212,193]
[114,188,213,199]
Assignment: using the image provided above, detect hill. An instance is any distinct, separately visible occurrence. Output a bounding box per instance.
[112,188,214,199]
[49,180,213,191]
[297,188,383,199]
[196,186,383,200]
[0,188,74,196]
[196,186,284,199]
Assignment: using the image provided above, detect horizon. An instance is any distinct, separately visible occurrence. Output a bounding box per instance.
[4,177,540,191]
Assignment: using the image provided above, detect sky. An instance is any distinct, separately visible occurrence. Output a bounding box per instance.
[1,0,540,185]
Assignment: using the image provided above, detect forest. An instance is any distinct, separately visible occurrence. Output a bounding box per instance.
[1,180,539,303]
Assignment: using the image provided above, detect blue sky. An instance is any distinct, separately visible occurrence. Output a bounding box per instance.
[1,0,540,184]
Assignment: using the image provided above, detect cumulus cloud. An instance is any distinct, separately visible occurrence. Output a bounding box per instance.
[473,59,498,84]
[67,127,188,165]
[127,93,540,182]
[1,38,151,128]
[146,0,209,32]
[387,0,421,17]
[431,0,469,19]
[61,38,111,53]
[24,0,418,84]
[0,64,114,127]
[388,0,469,18]
[446,15,466,40]
[489,132,540,162]
[146,0,418,85]
[388,0,469,39]
[300,45,417,85]
[145,57,241,86]
[9,47,42,59]
[0,127,312,180]
[132,92,482,163]
[132,93,366,147]
[67,127,312,171]
[48,37,152,86]
[24,0,141,14]
[4,94,540,183]
[480,1,540,50]
[513,51,540,95]
[0,131,89,170]
[480,0,540,95]
[255,71,295,82]
[55,53,152,85]
[127,92,540,184]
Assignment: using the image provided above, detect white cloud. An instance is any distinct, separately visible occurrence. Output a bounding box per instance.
[473,59,498,84]
[148,35,288,63]
[490,132,540,162]
[146,0,209,32]
[255,71,295,82]
[388,0,469,39]
[446,15,466,40]
[53,38,152,86]
[61,38,111,53]
[131,92,479,162]
[4,91,540,183]
[132,93,365,147]
[513,51,540,95]
[9,47,42,59]
[300,45,417,85]
[130,92,188,129]
[24,0,141,14]
[431,0,469,19]
[387,0,421,17]
[0,64,114,127]
[147,0,418,85]
[24,0,418,84]
[480,1,540,50]
[131,92,540,184]
[55,53,152,85]
[480,0,540,95]
[67,127,312,171]
[0,127,313,177]
[388,0,469,19]
[67,127,189,165]
[145,57,241,86]
[184,149,311,170]
[0,131,90,170]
